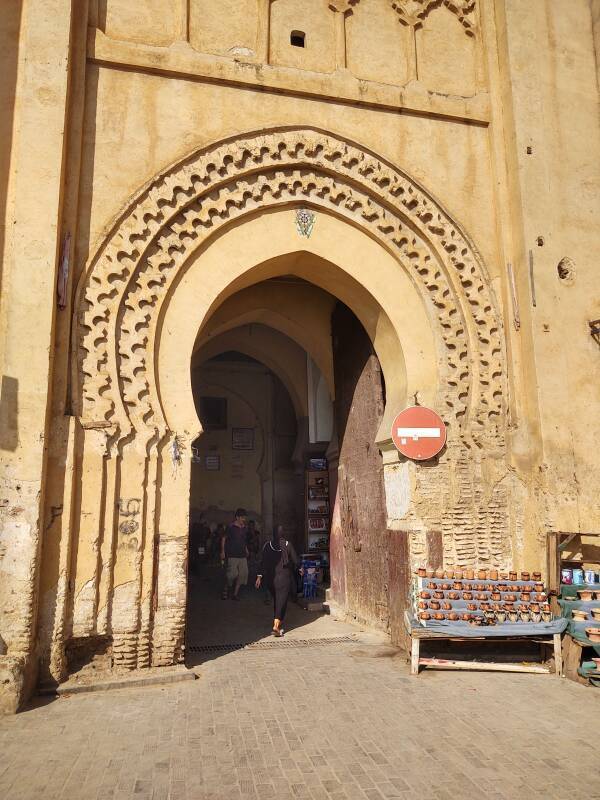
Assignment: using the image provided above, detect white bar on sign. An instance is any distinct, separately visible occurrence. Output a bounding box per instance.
[397,427,441,440]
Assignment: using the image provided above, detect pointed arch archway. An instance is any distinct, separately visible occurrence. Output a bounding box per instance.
[64,127,509,672]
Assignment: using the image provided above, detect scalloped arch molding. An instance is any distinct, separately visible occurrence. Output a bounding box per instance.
[75,126,504,450]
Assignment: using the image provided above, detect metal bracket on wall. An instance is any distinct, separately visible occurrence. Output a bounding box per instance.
[528,250,536,307]
[589,319,600,346]
[507,262,520,331]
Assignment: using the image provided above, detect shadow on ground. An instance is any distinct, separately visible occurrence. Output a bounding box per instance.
[185,563,357,667]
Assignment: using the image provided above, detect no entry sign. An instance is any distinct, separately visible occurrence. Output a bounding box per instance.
[391,406,446,461]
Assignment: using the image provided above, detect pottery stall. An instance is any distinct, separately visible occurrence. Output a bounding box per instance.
[406,568,567,676]
[547,532,600,686]
[558,571,600,686]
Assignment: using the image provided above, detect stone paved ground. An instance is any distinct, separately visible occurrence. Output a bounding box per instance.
[2,575,600,800]
[1,634,600,800]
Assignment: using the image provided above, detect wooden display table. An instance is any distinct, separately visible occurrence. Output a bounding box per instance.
[407,617,563,677]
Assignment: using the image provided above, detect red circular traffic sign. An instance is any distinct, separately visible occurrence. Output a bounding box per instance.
[391,406,446,461]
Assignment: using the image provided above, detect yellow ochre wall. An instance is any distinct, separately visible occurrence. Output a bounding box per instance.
[0,0,599,712]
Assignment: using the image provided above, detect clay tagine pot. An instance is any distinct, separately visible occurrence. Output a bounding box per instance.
[430,601,441,610]
[591,608,600,621]
[477,569,487,580]
[462,591,473,600]
[532,571,542,582]
[489,569,499,581]
[417,567,427,577]
[460,613,470,621]
[476,592,487,601]
[572,609,588,622]
[542,611,552,622]
[448,591,460,600]
[485,583,496,592]
[496,583,507,592]
[520,592,531,602]
[448,611,459,621]
[444,570,454,579]
[496,610,507,623]
[467,603,478,611]
[426,568,435,578]
[417,601,429,610]
[578,589,594,602]
[508,610,519,623]
[521,571,530,582]
[491,591,501,601]
[419,611,431,620]
[435,568,444,579]
[585,627,600,643]
[500,572,509,580]
[433,612,445,621]
[419,591,431,599]
[505,594,517,603]
[433,590,445,599]
[520,610,531,622]
[509,571,518,581]
[441,582,452,590]
[465,569,475,580]
[454,570,464,580]
[428,581,437,589]
[442,602,452,611]
[530,603,540,613]
[453,581,463,590]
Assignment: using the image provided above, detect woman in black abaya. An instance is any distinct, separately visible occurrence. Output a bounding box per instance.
[255,525,299,636]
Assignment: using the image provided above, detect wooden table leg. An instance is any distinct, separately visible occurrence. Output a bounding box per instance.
[553,633,563,677]
[410,637,420,676]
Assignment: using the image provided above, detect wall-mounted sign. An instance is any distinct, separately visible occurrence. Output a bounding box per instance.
[205,454,221,471]
[391,406,446,461]
[232,427,254,451]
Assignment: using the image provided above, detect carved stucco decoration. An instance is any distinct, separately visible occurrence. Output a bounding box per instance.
[76,127,503,451]
[391,0,477,35]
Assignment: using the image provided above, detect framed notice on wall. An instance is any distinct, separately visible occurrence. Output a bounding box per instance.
[204,454,220,471]
[232,427,254,451]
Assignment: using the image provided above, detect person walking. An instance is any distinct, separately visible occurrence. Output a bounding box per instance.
[220,508,249,600]
[255,525,299,636]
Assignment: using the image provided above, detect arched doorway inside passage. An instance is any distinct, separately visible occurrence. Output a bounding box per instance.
[182,266,399,660]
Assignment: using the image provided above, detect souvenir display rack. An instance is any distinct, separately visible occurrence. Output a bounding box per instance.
[406,566,566,676]
[305,459,330,575]
[549,530,600,685]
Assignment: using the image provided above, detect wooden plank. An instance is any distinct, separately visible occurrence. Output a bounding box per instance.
[418,658,551,674]
[410,638,420,676]
[553,633,563,678]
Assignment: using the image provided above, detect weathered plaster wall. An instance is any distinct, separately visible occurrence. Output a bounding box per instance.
[1,0,599,712]
[0,0,73,712]
[492,0,600,558]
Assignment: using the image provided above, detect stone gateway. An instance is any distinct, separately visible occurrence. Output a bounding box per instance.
[1,0,599,713]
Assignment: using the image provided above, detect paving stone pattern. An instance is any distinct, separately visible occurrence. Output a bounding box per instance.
[1,638,600,800]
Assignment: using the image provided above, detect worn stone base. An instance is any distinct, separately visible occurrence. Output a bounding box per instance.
[0,656,25,715]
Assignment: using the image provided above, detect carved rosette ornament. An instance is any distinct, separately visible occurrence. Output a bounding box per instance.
[75,127,504,451]
[391,0,477,35]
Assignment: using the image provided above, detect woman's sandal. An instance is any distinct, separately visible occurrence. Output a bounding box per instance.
[272,628,284,637]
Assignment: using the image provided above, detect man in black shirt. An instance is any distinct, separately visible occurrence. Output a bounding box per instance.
[220,507,249,600]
